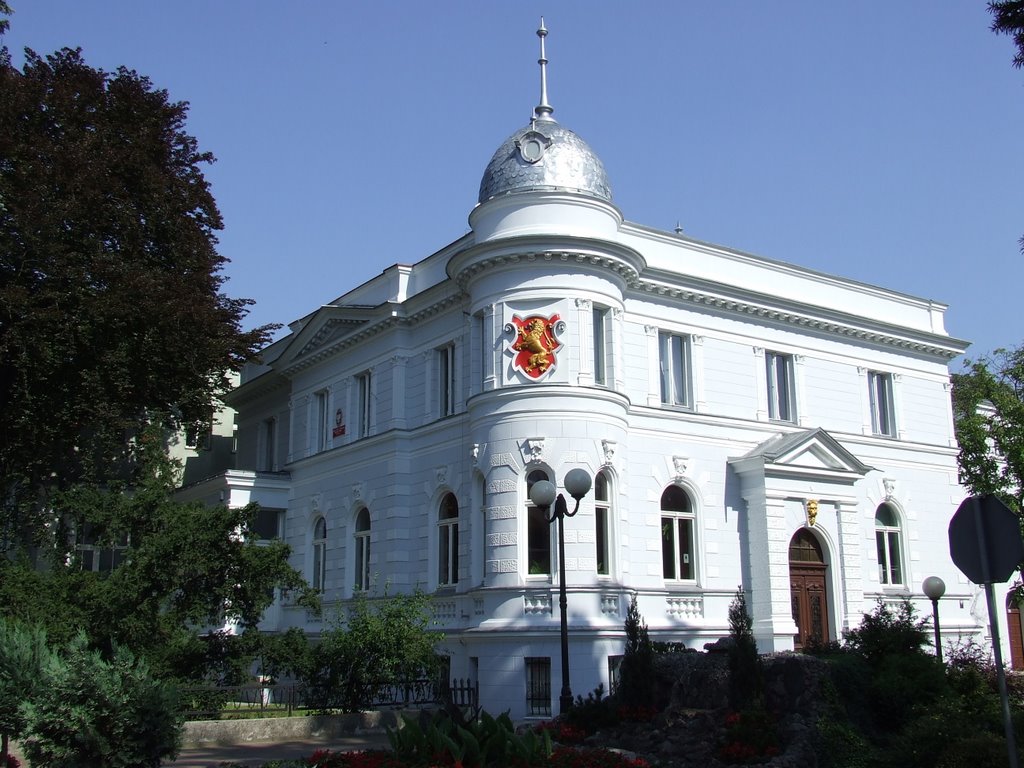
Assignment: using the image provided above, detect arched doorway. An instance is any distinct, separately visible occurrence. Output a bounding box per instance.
[789,528,829,650]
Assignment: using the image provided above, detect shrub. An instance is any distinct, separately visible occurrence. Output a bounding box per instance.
[19,632,182,768]
[0,618,52,767]
[387,708,552,767]
[561,684,619,736]
[727,587,761,710]
[616,595,654,709]
[302,589,442,713]
[842,599,930,666]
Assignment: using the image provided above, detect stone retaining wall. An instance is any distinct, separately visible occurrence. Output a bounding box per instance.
[182,709,419,746]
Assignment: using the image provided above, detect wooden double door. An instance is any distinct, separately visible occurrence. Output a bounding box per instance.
[790,529,829,650]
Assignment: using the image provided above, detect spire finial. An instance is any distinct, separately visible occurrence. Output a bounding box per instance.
[534,18,554,121]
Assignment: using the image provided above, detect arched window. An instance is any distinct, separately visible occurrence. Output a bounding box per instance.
[354,508,371,591]
[595,471,611,576]
[312,517,327,591]
[875,504,903,585]
[661,485,695,581]
[527,470,551,575]
[439,493,459,586]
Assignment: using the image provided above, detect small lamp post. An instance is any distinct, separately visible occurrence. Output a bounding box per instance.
[923,576,946,663]
[529,467,592,715]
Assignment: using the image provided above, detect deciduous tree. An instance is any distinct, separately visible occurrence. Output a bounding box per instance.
[951,345,1024,514]
[0,38,275,551]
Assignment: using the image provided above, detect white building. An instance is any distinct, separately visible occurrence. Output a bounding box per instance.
[181,24,1001,719]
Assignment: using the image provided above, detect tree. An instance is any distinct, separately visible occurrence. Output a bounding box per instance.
[0,436,319,681]
[303,589,442,713]
[0,41,275,551]
[19,633,181,768]
[951,345,1024,514]
[0,618,52,766]
[991,1,1024,69]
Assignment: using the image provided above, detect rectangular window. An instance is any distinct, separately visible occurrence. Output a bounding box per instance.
[593,307,609,386]
[868,371,895,436]
[661,516,695,580]
[658,332,691,407]
[876,529,903,585]
[251,508,284,540]
[608,655,624,694]
[439,344,456,417]
[766,351,795,422]
[314,390,329,452]
[527,507,551,575]
[262,417,276,470]
[525,658,551,717]
[596,506,609,576]
[357,372,372,438]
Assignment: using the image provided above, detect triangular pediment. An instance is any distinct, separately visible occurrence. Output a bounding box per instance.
[729,427,874,483]
[275,304,384,374]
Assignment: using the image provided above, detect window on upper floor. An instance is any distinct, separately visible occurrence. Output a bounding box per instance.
[593,307,610,386]
[875,504,904,586]
[868,371,896,437]
[357,372,372,438]
[438,344,456,417]
[659,332,692,408]
[250,507,284,541]
[661,485,696,582]
[765,351,795,422]
[261,417,276,471]
[314,390,329,452]
[594,470,611,576]
[312,517,327,592]
[354,507,371,591]
[438,493,459,587]
[526,469,552,576]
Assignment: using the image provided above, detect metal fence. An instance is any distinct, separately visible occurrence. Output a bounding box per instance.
[179,678,479,720]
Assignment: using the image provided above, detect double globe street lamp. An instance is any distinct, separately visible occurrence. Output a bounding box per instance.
[528,467,592,715]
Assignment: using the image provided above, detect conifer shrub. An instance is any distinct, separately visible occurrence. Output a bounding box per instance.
[19,633,181,768]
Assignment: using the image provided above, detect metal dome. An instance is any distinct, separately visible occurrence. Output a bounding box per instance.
[477,119,612,205]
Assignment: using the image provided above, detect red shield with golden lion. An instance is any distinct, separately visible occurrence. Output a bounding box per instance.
[506,314,563,380]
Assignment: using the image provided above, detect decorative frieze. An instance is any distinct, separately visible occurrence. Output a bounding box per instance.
[487,559,518,573]
[487,479,517,494]
[486,505,517,520]
[486,532,517,547]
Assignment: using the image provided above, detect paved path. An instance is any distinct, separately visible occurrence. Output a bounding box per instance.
[166,732,392,767]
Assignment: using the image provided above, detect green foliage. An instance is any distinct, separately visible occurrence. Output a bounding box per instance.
[562,684,619,735]
[811,600,1024,768]
[302,589,442,713]
[951,345,1024,514]
[842,599,932,666]
[0,618,52,766]
[991,1,1024,69]
[616,594,655,709]
[19,632,182,768]
[387,709,552,768]
[727,587,762,710]
[0,439,317,684]
[0,44,276,553]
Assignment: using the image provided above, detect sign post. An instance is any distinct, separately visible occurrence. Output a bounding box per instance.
[949,494,1024,768]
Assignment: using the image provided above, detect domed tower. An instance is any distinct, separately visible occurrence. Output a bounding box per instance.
[469,20,622,243]
[451,22,642,599]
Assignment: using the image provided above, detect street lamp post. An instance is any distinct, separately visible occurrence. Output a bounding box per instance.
[529,467,592,715]
[923,576,946,664]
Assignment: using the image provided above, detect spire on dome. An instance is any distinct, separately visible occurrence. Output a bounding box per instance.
[534,18,555,122]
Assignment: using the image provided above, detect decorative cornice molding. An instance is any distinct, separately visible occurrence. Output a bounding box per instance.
[636,279,965,360]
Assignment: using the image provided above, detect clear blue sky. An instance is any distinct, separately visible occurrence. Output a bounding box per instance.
[4,2,1022,366]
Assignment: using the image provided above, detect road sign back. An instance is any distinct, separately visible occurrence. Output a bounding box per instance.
[949,495,1024,584]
